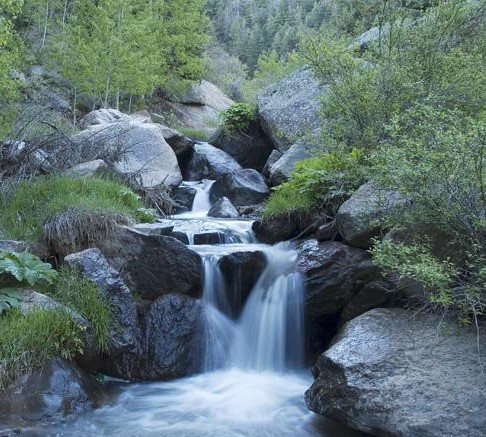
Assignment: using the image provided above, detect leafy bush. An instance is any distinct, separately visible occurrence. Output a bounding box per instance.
[0,308,83,389]
[43,267,111,352]
[0,175,153,242]
[220,103,256,133]
[263,148,366,218]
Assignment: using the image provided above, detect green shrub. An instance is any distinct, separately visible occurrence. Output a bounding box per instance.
[0,175,153,242]
[43,267,111,352]
[178,127,209,142]
[220,102,256,133]
[263,147,366,218]
[0,308,84,389]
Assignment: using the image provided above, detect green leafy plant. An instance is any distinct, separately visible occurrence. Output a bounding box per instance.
[263,147,366,218]
[0,251,57,286]
[220,103,256,133]
[0,288,23,315]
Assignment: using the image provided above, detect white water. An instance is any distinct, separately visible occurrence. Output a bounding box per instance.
[35,180,368,437]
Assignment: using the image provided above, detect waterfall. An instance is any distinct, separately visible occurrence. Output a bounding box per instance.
[199,243,305,373]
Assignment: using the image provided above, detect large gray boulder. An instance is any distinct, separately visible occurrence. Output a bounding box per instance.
[210,121,273,171]
[167,81,234,135]
[268,143,312,186]
[74,110,182,188]
[336,182,408,249]
[0,359,107,424]
[305,308,486,437]
[185,142,242,181]
[142,294,203,380]
[257,68,326,152]
[210,169,270,207]
[79,108,130,129]
[65,248,142,378]
[96,226,203,300]
[64,159,108,178]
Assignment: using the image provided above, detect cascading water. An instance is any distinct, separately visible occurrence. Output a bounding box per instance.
[38,178,368,437]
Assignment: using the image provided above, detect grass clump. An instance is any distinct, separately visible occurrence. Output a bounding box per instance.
[0,175,154,243]
[263,147,366,218]
[0,308,84,389]
[178,127,209,142]
[43,266,111,352]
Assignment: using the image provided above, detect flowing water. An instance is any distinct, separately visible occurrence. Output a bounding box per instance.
[36,181,368,437]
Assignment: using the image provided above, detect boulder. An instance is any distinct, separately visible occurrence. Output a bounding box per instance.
[142,294,202,380]
[166,81,234,135]
[159,125,194,156]
[298,240,378,319]
[252,213,303,244]
[210,169,269,207]
[0,241,28,253]
[257,68,326,152]
[193,232,226,245]
[218,251,267,318]
[64,159,108,178]
[207,197,239,219]
[172,184,197,213]
[210,120,272,171]
[79,108,130,129]
[64,248,142,378]
[262,149,282,178]
[0,359,107,424]
[185,142,242,181]
[96,226,203,300]
[305,308,486,437]
[74,111,182,188]
[130,110,152,123]
[131,223,174,236]
[268,143,311,186]
[336,182,408,249]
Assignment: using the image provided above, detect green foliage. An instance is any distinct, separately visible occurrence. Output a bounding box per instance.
[52,0,209,109]
[44,266,111,352]
[0,175,149,242]
[220,102,256,132]
[0,308,84,389]
[0,250,57,286]
[0,288,22,315]
[178,127,209,142]
[263,147,366,217]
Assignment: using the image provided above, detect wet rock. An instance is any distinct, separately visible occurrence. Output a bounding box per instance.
[210,169,269,207]
[0,359,107,424]
[142,294,202,380]
[172,185,197,213]
[252,213,302,244]
[298,240,378,319]
[96,226,203,300]
[210,120,272,171]
[336,182,408,249]
[218,251,267,318]
[305,308,486,437]
[185,143,242,181]
[64,248,142,378]
[193,232,226,245]
[207,197,239,219]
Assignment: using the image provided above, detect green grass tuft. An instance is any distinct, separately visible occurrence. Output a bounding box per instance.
[0,308,84,389]
[0,175,151,242]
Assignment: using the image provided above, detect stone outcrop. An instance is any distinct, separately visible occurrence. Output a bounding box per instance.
[0,359,108,424]
[64,159,108,178]
[96,226,203,300]
[267,143,311,186]
[74,109,182,188]
[306,308,486,437]
[207,197,239,219]
[210,169,269,207]
[336,182,408,249]
[257,68,326,152]
[210,120,272,171]
[185,142,242,181]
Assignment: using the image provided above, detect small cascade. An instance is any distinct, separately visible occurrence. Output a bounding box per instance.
[175,180,215,219]
[230,244,305,371]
